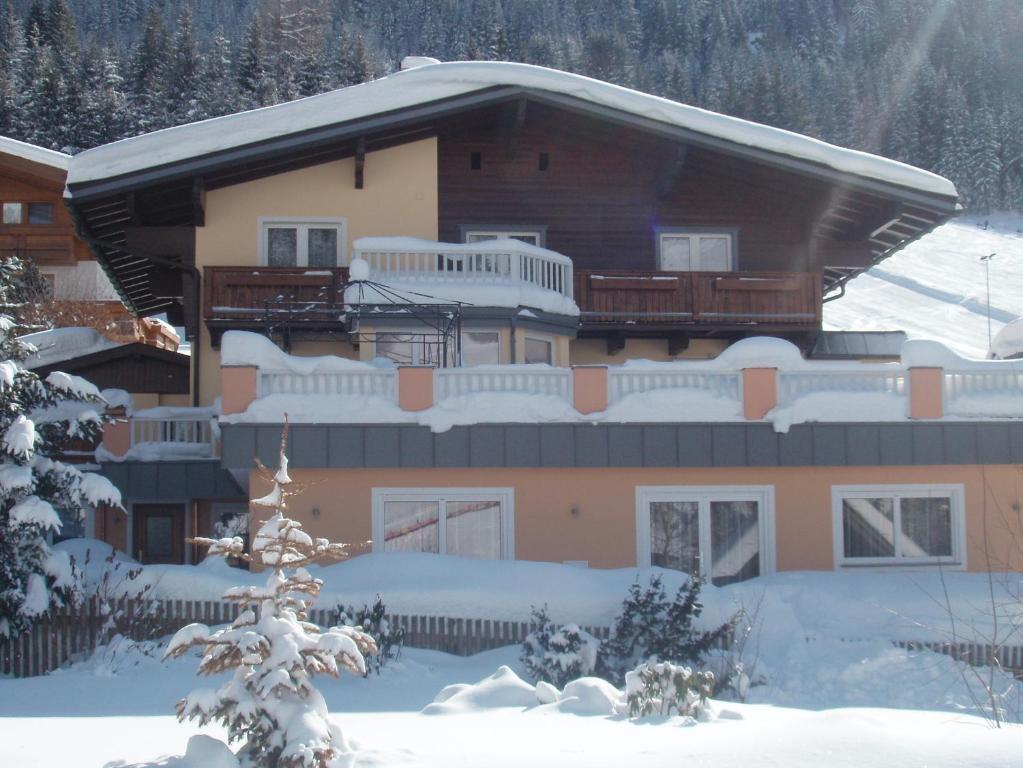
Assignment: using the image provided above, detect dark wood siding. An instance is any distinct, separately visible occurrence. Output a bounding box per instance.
[437,103,844,274]
[33,344,190,394]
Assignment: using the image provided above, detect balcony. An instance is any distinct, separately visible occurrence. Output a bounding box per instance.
[99,408,219,462]
[573,270,822,331]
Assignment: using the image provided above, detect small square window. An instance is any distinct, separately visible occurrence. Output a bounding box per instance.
[461,331,500,366]
[524,337,552,365]
[27,203,54,225]
[3,202,22,224]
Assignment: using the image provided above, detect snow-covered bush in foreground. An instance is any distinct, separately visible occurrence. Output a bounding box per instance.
[597,575,734,687]
[336,595,405,676]
[625,662,715,719]
[521,605,600,688]
[163,423,377,768]
[0,255,121,639]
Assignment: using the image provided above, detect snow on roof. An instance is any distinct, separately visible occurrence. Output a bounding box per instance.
[20,327,121,369]
[990,317,1023,359]
[0,135,70,171]
[67,62,956,199]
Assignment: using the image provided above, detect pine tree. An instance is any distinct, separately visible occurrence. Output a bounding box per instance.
[164,421,377,768]
[0,255,122,640]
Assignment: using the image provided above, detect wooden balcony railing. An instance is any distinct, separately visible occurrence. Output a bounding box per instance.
[573,270,822,327]
[203,266,348,324]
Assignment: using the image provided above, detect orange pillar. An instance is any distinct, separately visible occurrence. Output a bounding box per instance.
[102,407,131,457]
[573,366,609,414]
[742,367,778,420]
[221,366,259,415]
[398,366,434,411]
[909,367,944,419]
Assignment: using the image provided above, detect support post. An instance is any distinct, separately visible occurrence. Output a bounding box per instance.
[221,366,259,415]
[398,365,434,412]
[909,367,944,419]
[573,366,609,415]
[101,406,131,457]
[742,368,778,420]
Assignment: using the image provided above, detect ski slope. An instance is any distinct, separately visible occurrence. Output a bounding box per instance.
[823,213,1023,359]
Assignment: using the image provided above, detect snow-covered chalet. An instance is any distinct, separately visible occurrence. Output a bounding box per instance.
[59,59,1023,582]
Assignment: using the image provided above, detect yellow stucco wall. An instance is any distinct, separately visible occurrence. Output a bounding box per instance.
[570,337,727,365]
[193,138,439,405]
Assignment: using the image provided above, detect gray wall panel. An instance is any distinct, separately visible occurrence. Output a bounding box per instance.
[712,426,746,465]
[942,424,978,464]
[575,425,609,467]
[677,426,713,467]
[328,427,365,468]
[540,425,575,467]
[813,426,847,466]
[746,427,778,466]
[845,425,880,465]
[291,426,328,468]
[434,428,469,467]
[101,461,242,501]
[365,427,400,468]
[643,426,677,467]
[879,425,913,465]
[470,426,504,466]
[911,424,945,464]
[505,426,540,467]
[399,427,434,467]
[977,423,1010,465]
[777,427,813,465]
[608,426,643,466]
[255,427,282,467]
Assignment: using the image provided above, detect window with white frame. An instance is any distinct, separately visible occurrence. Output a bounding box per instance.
[636,486,773,585]
[832,485,964,567]
[374,332,454,367]
[464,228,543,247]
[372,488,514,559]
[260,218,345,267]
[658,230,735,272]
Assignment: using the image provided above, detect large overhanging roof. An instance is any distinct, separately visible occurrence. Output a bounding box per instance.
[67,61,956,205]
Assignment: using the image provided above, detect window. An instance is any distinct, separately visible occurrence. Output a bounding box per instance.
[372,488,514,559]
[658,230,735,272]
[524,337,552,365]
[375,332,454,367]
[636,486,774,585]
[27,203,54,224]
[463,227,544,247]
[3,202,22,224]
[461,331,501,366]
[832,485,964,567]
[260,219,344,267]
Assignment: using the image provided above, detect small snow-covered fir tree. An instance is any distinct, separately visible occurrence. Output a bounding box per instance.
[0,255,121,640]
[164,421,377,768]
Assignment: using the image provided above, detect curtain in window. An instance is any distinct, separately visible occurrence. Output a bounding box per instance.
[650,501,700,574]
[709,500,760,585]
[900,497,952,557]
[383,501,440,553]
[445,500,502,559]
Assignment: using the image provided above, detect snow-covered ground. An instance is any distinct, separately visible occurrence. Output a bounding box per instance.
[3,542,1023,766]
[824,213,1023,359]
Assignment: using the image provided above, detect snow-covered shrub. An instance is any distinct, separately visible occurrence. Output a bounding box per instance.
[596,575,733,687]
[521,605,600,688]
[335,595,405,675]
[163,422,377,768]
[83,547,169,648]
[625,661,715,719]
[0,255,121,640]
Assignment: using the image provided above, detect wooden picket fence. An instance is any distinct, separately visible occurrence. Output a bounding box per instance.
[0,597,610,679]
[3,597,1022,679]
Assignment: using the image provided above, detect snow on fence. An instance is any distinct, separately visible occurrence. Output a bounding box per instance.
[355,241,574,298]
[777,369,907,408]
[943,368,1023,415]
[435,367,572,401]
[258,369,397,400]
[4,597,1023,679]
[607,368,741,405]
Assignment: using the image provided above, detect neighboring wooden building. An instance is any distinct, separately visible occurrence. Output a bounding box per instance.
[65,61,1023,580]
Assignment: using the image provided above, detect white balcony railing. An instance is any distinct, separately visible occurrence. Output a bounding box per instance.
[608,368,741,405]
[130,413,216,456]
[354,237,574,298]
[436,366,572,401]
[777,368,907,408]
[259,369,397,400]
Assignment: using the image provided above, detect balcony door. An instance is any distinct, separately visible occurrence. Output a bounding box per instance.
[132,503,185,564]
[658,231,734,272]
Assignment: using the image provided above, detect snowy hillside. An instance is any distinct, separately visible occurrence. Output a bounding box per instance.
[823,213,1023,359]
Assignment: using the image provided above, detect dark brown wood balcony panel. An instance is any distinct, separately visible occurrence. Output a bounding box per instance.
[203,266,349,324]
[574,269,821,328]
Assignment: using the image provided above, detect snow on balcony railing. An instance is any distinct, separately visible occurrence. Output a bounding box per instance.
[128,409,218,458]
[777,368,907,409]
[258,369,397,400]
[943,369,1023,417]
[435,366,572,402]
[608,368,741,405]
[354,237,574,299]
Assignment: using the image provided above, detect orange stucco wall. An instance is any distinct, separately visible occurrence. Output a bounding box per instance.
[249,464,1023,573]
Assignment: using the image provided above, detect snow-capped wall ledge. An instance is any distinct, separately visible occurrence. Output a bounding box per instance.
[220,330,385,372]
[901,338,1023,371]
[66,61,957,199]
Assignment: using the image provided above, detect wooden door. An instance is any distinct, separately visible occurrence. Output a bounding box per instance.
[132,504,185,564]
